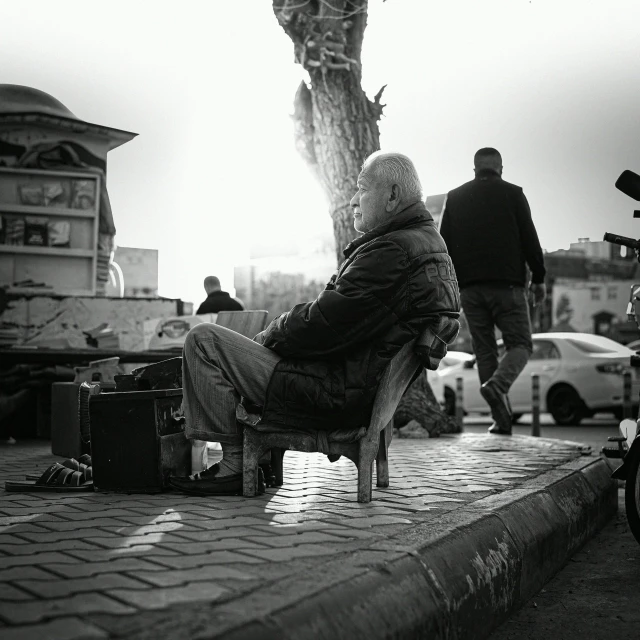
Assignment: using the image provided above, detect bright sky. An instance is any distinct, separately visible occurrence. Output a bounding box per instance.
[2,0,639,305]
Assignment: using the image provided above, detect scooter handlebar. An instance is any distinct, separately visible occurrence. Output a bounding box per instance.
[603,232,640,252]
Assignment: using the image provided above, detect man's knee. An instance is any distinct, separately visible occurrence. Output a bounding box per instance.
[185,322,219,350]
[504,340,533,357]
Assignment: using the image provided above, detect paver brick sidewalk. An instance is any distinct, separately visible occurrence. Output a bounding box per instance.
[0,434,587,639]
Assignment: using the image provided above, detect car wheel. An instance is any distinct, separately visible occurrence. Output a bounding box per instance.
[512,413,523,424]
[444,387,456,416]
[547,384,585,426]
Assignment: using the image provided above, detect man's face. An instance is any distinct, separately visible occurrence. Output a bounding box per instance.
[350,167,390,233]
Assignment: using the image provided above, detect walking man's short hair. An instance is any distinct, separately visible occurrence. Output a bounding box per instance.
[204,276,221,293]
[474,148,502,173]
[363,151,424,200]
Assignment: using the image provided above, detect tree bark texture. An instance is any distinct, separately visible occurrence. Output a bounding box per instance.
[394,371,462,438]
[273,2,454,438]
[273,0,385,264]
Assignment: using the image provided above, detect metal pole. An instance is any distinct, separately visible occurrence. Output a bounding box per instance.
[455,376,464,430]
[623,371,633,420]
[531,373,541,437]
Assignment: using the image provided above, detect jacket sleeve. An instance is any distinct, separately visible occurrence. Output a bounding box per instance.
[439,200,450,247]
[259,239,410,359]
[515,190,546,284]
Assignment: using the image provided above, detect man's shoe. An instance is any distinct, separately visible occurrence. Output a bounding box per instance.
[480,382,512,433]
[168,463,265,496]
[488,422,512,435]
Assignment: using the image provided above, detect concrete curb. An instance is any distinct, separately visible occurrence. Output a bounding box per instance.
[197,455,617,640]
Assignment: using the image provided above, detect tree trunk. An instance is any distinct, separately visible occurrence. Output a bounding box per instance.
[273,2,452,435]
[273,0,385,264]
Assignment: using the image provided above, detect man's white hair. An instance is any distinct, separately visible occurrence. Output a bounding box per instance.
[363,151,424,200]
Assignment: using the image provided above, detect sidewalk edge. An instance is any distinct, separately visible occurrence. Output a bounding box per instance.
[219,457,617,640]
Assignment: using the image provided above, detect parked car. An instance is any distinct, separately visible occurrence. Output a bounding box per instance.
[626,338,640,352]
[426,367,445,406]
[438,333,639,425]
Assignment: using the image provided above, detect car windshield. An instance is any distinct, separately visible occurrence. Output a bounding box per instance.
[566,337,633,355]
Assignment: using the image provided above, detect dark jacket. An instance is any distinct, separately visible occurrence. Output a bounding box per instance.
[256,201,461,431]
[439,172,546,288]
[196,291,244,314]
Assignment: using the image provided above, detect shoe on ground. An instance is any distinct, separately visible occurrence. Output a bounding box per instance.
[480,382,512,433]
[168,463,265,496]
[488,422,512,435]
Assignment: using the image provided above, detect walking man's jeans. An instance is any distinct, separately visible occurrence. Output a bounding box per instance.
[182,323,282,444]
[460,285,533,394]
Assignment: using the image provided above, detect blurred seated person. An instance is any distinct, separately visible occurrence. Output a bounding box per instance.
[170,151,460,496]
[196,276,245,314]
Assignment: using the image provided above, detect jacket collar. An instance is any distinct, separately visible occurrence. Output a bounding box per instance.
[343,200,433,258]
[474,169,502,181]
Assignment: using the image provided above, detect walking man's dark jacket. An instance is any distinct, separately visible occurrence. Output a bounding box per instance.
[439,172,546,288]
[196,291,244,314]
[254,201,461,432]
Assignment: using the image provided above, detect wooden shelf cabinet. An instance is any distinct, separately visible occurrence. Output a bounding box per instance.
[0,167,100,295]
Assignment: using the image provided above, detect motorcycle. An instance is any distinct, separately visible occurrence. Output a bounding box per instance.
[602,169,640,545]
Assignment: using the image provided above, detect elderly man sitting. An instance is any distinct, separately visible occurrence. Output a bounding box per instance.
[170,151,460,496]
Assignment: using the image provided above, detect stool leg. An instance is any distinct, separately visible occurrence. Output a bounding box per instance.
[357,459,373,503]
[271,448,285,486]
[375,420,393,488]
[243,431,262,497]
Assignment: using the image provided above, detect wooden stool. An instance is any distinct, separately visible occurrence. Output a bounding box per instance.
[243,339,421,503]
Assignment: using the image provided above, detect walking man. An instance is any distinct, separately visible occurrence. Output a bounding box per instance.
[439,148,546,435]
[196,276,245,314]
[170,151,460,495]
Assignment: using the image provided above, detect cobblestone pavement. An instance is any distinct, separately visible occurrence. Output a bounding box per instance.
[0,434,585,639]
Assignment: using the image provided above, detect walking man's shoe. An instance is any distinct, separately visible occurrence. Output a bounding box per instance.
[488,422,512,435]
[480,382,512,434]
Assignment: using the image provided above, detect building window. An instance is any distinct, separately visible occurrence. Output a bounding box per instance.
[590,288,601,301]
[608,287,617,300]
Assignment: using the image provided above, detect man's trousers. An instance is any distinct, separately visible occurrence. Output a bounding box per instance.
[182,323,282,444]
[460,284,533,394]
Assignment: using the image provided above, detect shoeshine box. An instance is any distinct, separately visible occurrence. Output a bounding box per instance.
[89,388,190,493]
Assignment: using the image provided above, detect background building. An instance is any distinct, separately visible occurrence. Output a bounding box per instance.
[234,230,335,321]
[545,238,639,343]
[111,246,159,298]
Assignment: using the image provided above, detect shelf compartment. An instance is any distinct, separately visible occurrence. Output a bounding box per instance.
[0,204,96,218]
[0,245,94,258]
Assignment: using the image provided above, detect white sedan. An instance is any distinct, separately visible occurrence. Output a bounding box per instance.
[438,333,639,425]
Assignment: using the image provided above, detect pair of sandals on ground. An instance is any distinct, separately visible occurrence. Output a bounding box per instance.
[3,450,271,496]
[5,454,93,492]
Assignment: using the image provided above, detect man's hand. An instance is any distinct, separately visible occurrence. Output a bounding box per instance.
[529,282,546,307]
[253,331,266,345]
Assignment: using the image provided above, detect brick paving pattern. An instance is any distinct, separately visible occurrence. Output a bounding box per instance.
[0,435,584,639]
